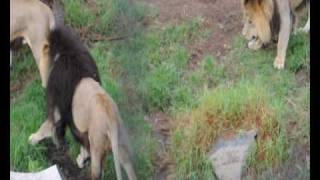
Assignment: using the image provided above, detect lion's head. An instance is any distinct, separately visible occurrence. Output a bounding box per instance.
[241,0,274,50]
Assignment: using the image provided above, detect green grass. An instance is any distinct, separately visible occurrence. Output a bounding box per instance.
[11,0,155,179]
[64,0,147,38]
[168,25,309,178]
[138,18,206,111]
[10,51,36,82]
[64,0,95,28]
[10,79,46,171]
[171,80,285,179]
[10,0,309,179]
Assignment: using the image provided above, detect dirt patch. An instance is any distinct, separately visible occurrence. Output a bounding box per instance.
[144,111,175,180]
[295,68,310,86]
[143,0,243,69]
[44,141,90,180]
[10,71,36,100]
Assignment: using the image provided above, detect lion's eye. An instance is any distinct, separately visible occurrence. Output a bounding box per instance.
[249,20,252,24]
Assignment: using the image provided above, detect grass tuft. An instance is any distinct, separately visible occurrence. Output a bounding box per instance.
[170,80,288,178]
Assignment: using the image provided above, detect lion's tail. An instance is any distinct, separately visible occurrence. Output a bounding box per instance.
[110,120,123,180]
[97,93,123,180]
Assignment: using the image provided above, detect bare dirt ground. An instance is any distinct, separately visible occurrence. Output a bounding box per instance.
[144,112,175,180]
[141,0,243,179]
[44,141,90,180]
[10,71,35,100]
[143,0,242,69]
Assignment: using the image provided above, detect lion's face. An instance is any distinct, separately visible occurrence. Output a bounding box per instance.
[242,12,263,50]
[242,15,258,41]
[241,0,274,51]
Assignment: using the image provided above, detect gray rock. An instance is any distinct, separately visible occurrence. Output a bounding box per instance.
[208,130,257,180]
[10,165,62,180]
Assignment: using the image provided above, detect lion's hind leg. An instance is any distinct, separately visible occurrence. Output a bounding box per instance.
[300,7,310,33]
[89,132,108,180]
[76,146,90,168]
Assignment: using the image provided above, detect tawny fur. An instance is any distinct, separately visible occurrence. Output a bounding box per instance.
[241,0,309,69]
[28,25,136,180]
[72,78,137,180]
[10,0,55,87]
[243,0,274,43]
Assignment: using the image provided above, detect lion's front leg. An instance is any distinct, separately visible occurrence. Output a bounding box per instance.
[274,0,291,70]
[273,56,286,69]
[29,119,54,145]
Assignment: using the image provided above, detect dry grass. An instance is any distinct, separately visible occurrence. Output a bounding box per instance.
[170,80,288,179]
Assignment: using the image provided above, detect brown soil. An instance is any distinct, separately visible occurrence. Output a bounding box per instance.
[10,70,35,101]
[143,0,242,70]
[144,112,175,180]
[44,141,90,180]
[295,67,310,87]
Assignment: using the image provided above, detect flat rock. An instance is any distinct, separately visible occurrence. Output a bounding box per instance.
[208,130,257,180]
[10,165,62,180]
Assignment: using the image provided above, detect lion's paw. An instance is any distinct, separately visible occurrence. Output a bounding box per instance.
[76,154,85,169]
[28,133,40,145]
[273,57,285,70]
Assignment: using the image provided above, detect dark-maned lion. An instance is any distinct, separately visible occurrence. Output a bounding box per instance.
[10,0,55,87]
[28,26,137,180]
[241,0,309,69]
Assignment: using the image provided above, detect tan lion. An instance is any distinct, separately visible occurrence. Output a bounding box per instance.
[28,26,137,180]
[10,0,55,87]
[241,0,309,69]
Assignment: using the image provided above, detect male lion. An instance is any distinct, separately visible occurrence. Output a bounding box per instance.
[28,26,137,180]
[10,0,55,87]
[241,0,309,69]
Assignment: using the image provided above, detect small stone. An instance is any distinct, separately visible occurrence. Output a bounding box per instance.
[10,165,62,180]
[208,130,257,180]
[218,23,224,29]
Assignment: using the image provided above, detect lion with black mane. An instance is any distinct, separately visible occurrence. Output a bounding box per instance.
[28,25,137,180]
[241,0,309,69]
